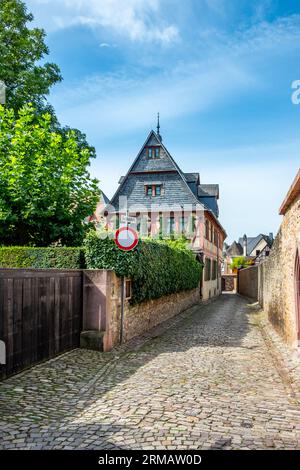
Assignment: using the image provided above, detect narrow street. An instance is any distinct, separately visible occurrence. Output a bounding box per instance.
[1,295,300,450]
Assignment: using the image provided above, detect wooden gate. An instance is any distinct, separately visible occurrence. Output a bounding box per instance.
[0,269,83,378]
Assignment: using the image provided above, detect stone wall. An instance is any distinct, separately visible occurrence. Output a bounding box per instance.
[238,266,258,300]
[258,192,300,347]
[81,271,201,352]
[122,288,200,343]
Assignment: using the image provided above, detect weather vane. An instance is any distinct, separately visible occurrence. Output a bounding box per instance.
[157,112,162,141]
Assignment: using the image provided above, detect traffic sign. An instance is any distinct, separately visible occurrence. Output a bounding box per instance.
[115,227,139,251]
[120,215,136,224]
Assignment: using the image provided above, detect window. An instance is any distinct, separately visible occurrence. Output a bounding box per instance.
[212,260,217,280]
[180,216,185,234]
[169,216,175,235]
[266,251,270,257]
[214,229,218,246]
[159,214,163,238]
[256,250,260,256]
[204,258,211,281]
[147,146,160,159]
[145,184,162,197]
[116,214,120,229]
[155,185,161,196]
[125,279,132,299]
[205,220,210,239]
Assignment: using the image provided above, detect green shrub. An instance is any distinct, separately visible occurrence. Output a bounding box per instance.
[0,246,85,269]
[84,231,202,304]
[230,256,252,270]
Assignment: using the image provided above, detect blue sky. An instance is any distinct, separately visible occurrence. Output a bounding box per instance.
[26,0,300,242]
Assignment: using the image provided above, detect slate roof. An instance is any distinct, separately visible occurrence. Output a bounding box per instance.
[101,190,110,205]
[226,241,243,257]
[184,173,200,183]
[237,234,273,256]
[108,130,223,227]
[199,184,219,198]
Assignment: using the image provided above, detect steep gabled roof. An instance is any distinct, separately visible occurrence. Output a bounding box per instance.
[107,130,226,236]
[226,241,243,257]
[109,130,203,209]
[101,190,110,205]
[237,234,273,256]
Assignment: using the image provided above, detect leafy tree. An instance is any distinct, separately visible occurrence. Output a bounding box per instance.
[0,104,100,246]
[0,0,97,163]
[0,0,62,112]
[230,256,252,270]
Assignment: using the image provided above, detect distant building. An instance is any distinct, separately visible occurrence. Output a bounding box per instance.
[86,190,109,227]
[104,120,227,300]
[224,233,274,273]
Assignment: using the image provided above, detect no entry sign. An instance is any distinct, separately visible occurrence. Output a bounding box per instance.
[114,227,139,251]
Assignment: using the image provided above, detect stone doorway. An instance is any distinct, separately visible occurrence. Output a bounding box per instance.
[295,249,300,346]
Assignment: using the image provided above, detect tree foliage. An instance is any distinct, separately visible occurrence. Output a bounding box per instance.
[0,246,85,268]
[0,0,96,157]
[0,105,100,246]
[0,0,62,112]
[230,256,252,270]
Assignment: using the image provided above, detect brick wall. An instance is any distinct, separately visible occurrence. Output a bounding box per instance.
[258,192,300,347]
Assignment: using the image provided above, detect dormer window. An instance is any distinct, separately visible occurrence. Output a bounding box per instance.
[147,146,160,159]
[145,184,163,197]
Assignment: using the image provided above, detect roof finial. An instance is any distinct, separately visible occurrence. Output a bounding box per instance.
[157,112,162,142]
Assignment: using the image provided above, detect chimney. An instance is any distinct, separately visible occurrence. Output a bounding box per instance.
[243,234,247,257]
[269,232,273,242]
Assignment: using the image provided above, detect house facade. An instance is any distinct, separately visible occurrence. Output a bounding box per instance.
[104,127,227,300]
[259,169,300,348]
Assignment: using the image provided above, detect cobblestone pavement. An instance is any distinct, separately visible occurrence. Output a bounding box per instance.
[1,294,300,450]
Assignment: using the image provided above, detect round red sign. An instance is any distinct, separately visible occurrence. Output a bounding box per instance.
[114,227,139,251]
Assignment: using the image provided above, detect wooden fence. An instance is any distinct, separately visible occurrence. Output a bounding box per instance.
[0,269,83,378]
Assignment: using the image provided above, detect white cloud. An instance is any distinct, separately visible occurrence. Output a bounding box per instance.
[27,0,179,44]
[51,57,257,141]
[48,11,300,142]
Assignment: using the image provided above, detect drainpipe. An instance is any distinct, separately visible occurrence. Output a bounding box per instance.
[119,277,125,344]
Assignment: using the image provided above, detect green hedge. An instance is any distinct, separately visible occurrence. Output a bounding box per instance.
[84,232,202,304]
[0,247,85,269]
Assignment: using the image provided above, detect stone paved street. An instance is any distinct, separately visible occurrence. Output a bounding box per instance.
[1,294,300,450]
